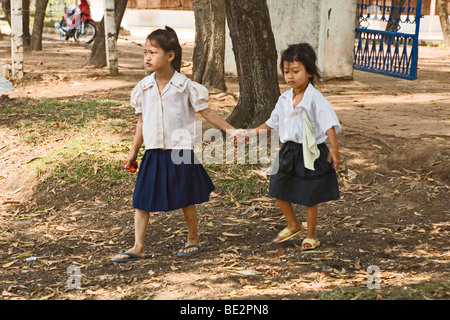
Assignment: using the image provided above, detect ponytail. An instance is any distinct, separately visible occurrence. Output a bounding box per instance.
[147,26,182,72]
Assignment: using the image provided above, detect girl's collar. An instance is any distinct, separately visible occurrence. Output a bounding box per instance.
[141,71,188,92]
[169,71,189,92]
[282,83,315,109]
[141,73,156,90]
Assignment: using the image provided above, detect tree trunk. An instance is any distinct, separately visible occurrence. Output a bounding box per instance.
[30,0,49,51]
[224,0,280,129]
[104,0,119,74]
[1,0,30,47]
[22,0,31,48]
[193,0,227,91]
[11,0,24,79]
[0,0,9,40]
[437,0,450,46]
[386,0,405,32]
[1,0,10,26]
[87,0,128,68]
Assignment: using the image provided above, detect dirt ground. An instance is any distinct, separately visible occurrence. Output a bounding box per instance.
[0,33,449,301]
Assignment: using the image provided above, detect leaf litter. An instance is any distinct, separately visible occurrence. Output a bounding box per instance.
[0,41,449,300]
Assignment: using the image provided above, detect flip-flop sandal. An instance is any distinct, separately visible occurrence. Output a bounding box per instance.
[177,244,204,257]
[273,227,306,243]
[301,238,321,251]
[112,250,143,263]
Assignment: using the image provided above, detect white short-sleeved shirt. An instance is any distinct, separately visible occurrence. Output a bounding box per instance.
[266,83,342,144]
[131,71,209,150]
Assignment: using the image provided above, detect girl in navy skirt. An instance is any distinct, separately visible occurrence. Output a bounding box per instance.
[250,43,342,251]
[113,27,237,262]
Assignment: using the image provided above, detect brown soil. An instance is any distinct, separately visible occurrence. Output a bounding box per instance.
[0,34,449,301]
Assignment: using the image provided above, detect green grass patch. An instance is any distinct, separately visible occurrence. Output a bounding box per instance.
[206,164,269,204]
[317,281,449,300]
[29,131,136,188]
[31,98,130,125]
[1,98,133,141]
[1,98,137,189]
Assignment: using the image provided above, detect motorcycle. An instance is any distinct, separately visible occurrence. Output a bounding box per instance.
[55,0,97,44]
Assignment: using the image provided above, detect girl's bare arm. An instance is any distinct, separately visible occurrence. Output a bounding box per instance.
[326,127,342,170]
[250,123,272,137]
[125,114,144,167]
[199,107,236,132]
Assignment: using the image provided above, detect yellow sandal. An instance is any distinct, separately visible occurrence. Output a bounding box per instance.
[273,227,306,243]
[301,238,321,251]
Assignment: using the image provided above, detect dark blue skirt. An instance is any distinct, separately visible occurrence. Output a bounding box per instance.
[268,141,340,207]
[133,149,215,212]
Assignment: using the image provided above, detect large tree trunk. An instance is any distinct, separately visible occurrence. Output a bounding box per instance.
[437,0,450,46]
[30,0,49,51]
[87,0,128,68]
[225,0,280,129]
[193,0,227,91]
[1,0,10,25]
[23,0,31,48]
[386,0,405,32]
[0,0,10,40]
[1,0,30,46]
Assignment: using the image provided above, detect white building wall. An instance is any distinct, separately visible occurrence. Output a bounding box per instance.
[225,0,356,79]
[86,0,105,21]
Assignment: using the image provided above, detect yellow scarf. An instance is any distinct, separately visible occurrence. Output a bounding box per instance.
[302,109,320,171]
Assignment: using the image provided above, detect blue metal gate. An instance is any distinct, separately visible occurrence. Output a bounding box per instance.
[354,0,423,80]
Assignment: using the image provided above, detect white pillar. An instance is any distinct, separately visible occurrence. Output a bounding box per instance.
[11,0,24,79]
[429,0,437,33]
[319,0,357,80]
[104,0,118,75]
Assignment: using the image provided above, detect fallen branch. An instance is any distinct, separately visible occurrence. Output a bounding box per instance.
[344,130,398,153]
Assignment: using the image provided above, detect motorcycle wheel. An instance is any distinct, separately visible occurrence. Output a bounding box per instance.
[74,21,97,44]
[59,18,68,40]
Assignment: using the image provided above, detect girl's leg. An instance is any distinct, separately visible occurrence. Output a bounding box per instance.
[274,199,304,241]
[133,208,151,253]
[179,205,201,254]
[303,205,319,249]
[114,209,149,259]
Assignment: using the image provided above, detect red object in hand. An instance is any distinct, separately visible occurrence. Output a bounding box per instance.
[123,161,138,173]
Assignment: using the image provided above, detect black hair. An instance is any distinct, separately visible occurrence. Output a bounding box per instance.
[280,43,322,86]
[147,26,182,72]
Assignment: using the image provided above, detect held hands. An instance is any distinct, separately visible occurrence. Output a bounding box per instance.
[227,129,249,143]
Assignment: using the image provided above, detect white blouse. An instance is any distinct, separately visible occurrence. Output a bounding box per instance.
[266,83,342,144]
[131,71,209,150]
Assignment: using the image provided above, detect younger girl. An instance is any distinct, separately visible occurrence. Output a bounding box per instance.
[113,26,236,262]
[251,43,342,251]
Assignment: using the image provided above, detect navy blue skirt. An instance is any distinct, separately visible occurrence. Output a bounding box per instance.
[133,149,215,212]
[268,141,340,207]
